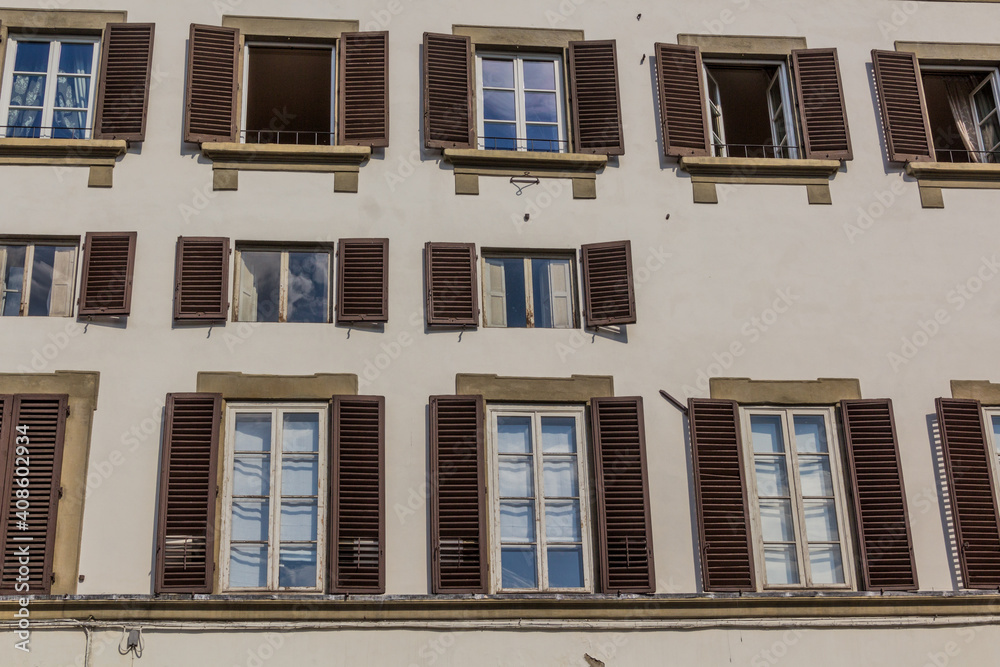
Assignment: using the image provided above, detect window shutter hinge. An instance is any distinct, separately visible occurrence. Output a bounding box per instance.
[51,573,56,584]
[65,405,71,418]
[59,487,65,499]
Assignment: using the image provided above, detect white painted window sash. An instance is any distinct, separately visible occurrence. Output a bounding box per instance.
[970,71,1000,154]
[983,408,1000,498]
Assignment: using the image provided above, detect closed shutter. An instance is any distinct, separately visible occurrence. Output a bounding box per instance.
[338,32,390,148]
[174,237,230,322]
[0,395,68,595]
[337,238,389,324]
[581,240,635,328]
[430,395,486,593]
[78,232,137,316]
[872,50,934,162]
[655,44,711,157]
[568,40,625,156]
[155,393,221,593]
[840,399,918,590]
[936,398,1000,588]
[184,24,240,143]
[591,397,655,593]
[423,33,474,149]
[94,23,155,141]
[688,399,756,591]
[791,49,853,161]
[331,396,385,593]
[425,242,478,327]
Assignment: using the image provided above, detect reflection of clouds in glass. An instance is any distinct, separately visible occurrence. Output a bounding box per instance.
[242,252,280,322]
[287,253,328,323]
[29,246,55,316]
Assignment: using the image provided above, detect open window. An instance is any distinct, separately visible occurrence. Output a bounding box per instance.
[0,241,77,317]
[482,251,577,328]
[921,68,1000,163]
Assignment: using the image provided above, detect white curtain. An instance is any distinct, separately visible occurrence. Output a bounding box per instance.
[944,75,982,163]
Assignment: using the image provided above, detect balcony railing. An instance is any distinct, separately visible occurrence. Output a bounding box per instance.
[933,148,1000,164]
[478,137,568,153]
[241,129,334,146]
[712,143,801,159]
[0,126,93,140]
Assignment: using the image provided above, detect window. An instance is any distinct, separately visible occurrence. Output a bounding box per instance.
[986,408,1000,482]
[476,53,566,153]
[0,241,77,317]
[234,247,331,323]
[921,68,1000,163]
[482,252,576,328]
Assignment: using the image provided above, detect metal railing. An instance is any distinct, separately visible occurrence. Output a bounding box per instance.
[712,143,801,159]
[0,125,93,139]
[478,137,569,153]
[933,148,1000,164]
[241,129,334,146]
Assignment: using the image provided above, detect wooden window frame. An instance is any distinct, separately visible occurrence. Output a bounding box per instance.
[480,250,578,329]
[232,245,333,323]
[0,240,78,317]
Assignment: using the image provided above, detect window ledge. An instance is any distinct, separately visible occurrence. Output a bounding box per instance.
[200,143,372,193]
[678,156,841,205]
[442,148,607,199]
[905,162,1000,208]
[0,139,127,188]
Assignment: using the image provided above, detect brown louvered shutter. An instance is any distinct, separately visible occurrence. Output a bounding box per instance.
[337,238,388,324]
[0,395,67,595]
[331,396,385,593]
[338,32,389,148]
[936,398,1000,589]
[840,399,918,590]
[184,24,239,143]
[568,40,624,156]
[791,49,853,161]
[155,393,221,594]
[94,23,155,141]
[423,33,474,149]
[430,395,486,593]
[872,50,934,162]
[78,232,137,316]
[174,237,230,322]
[655,43,711,157]
[581,240,635,328]
[688,399,755,592]
[425,242,478,327]
[591,397,655,593]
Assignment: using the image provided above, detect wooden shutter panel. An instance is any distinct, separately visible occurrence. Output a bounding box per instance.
[688,399,755,592]
[423,33,474,149]
[591,397,655,593]
[936,398,1000,589]
[184,24,239,143]
[331,396,385,593]
[425,242,478,327]
[78,232,137,316]
[568,40,625,156]
[581,240,635,328]
[791,48,853,161]
[840,399,918,591]
[872,50,934,162]
[0,395,67,595]
[94,23,155,141]
[338,31,389,148]
[430,395,486,593]
[337,238,389,324]
[655,43,711,157]
[173,237,230,322]
[155,393,221,593]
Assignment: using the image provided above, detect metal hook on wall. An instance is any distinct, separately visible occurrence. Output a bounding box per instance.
[510,173,540,196]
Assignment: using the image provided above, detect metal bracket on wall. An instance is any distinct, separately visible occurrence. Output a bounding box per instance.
[510,173,540,196]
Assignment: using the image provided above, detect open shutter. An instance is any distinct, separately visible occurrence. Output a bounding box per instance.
[425,242,478,327]
[94,23,155,141]
[872,50,934,162]
[174,237,230,322]
[423,33,474,149]
[840,399,918,590]
[337,238,389,324]
[581,240,635,328]
[655,43,711,158]
[155,393,221,593]
[936,398,1000,589]
[791,48,853,160]
[688,399,756,592]
[184,24,239,143]
[338,31,389,147]
[430,395,486,593]
[568,40,625,156]
[78,232,137,316]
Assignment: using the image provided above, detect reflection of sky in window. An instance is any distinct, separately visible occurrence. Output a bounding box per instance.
[1,246,26,316]
[287,252,328,323]
[241,252,281,322]
[523,61,555,90]
[28,245,55,316]
[498,258,526,327]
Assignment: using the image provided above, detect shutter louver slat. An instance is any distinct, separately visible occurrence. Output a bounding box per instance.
[423,33,474,149]
[174,237,229,322]
[425,243,478,327]
[581,241,635,327]
[872,50,934,162]
[792,49,853,160]
[568,40,624,156]
[184,24,239,143]
[655,44,711,157]
[78,232,137,316]
[338,32,389,147]
[337,239,388,324]
[94,23,155,141]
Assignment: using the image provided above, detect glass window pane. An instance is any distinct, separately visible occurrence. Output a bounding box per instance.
[280,500,318,542]
[750,415,785,453]
[10,74,46,107]
[809,544,845,585]
[1,246,26,316]
[281,455,319,496]
[500,500,535,542]
[6,109,42,138]
[759,499,795,542]
[524,92,557,123]
[231,500,269,541]
[55,76,90,109]
[992,416,1000,458]
[229,544,267,588]
[239,251,281,322]
[483,89,516,121]
[235,414,272,452]
[523,60,556,90]
[58,43,94,74]
[278,545,317,588]
[545,501,581,542]
[287,252,328,323]
[482,59,515,88]
[498,416,532,454]
[803,499,840,542]
[52,111,89,139]
[754,458,789,498]
[764,545,800,585]
[974,83,998,124]
[27,245,55,316]
[283,413,319,452]
[543,458,579,498]
[526,124,560,152]
[547,545,584,588]
[798,456,834,497]
[499,458,534,498]
[14,42,50,73]
[541,417,576,453]
[980,114,1000,153]
[501,545,537,589]
[482,122,516,150]
[794,415,828,452]
[233,455,270,496]
[500,257,527,327]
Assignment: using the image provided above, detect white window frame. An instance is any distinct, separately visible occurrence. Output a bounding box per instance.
[233,246,332,323]
[220,402,328,593]
[983,407,1000,495]
[0,241,77,317]
[481,252,577,329]
[921,65,1000,159]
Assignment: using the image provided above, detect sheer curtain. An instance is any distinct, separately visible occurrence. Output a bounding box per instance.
[944,75,982,162]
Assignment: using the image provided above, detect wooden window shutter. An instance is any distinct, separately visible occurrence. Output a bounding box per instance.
[568,40,625,156]
[429,395,486,593]
[424,242,478,327]
[78,232,137,316]
[173,237,230,322]
[155,393,221,594]
[184,24,240,143]
[871,50,934,162]
[581,240,635,328]
[688,398,756,592]
[591,397,655,593]
[655,43,711,158]
[840,399,918,591]
[0,395,67,595]
[330,396,385,593]
[935,398,1000,589]
[791,48,853,161]
[337,238,389,324]
[423,32,474,149]
[338,32,390,148]
[94,23,155,141]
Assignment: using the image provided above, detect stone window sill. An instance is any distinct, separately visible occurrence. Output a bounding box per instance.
[678,156,842,205]
[905,161,1000,208]
[200,143,372,193]
[442,148,607,199]
[0,138,127,187]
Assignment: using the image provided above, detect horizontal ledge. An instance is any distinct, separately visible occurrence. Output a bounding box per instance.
[0,138,126,164]
[212,161,359,174]
[201,143,371,167]
[443,148,607,173]
[680,156,841,179]
[906,161,1000,184]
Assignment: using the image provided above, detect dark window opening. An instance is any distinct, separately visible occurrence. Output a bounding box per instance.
[706,63,796,158]
[245,45,332,146]
[921,72,1000,164]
